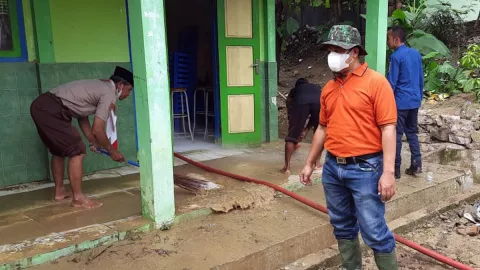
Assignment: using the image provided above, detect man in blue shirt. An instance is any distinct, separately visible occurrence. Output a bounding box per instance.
[387,26,424,179]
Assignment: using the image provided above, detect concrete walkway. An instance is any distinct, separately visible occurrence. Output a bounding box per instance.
[0,142,472,269]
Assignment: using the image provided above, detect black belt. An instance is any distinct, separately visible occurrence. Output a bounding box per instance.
[328,151,382,165]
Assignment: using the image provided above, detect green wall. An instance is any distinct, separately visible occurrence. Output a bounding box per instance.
[49,0,130,62]
[0,63,47,186]
[0,63,136,188]
[0,0,136,188]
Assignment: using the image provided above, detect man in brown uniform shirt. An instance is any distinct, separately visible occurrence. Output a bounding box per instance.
[30,66,134,209]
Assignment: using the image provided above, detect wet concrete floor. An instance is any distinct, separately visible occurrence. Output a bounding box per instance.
[0,142,471,269]
[0,142,312,247]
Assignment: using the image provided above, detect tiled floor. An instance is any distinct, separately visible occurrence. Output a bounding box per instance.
[0,144,259,246]
[173,137,220,153]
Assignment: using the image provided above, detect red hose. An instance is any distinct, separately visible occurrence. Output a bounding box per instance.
[174,153,475,270]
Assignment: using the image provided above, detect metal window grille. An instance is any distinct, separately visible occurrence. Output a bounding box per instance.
[0,0,13,51]
[0,0,8,15]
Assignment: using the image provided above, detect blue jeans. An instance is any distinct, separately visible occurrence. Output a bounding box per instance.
[396,109,422,170]
[322,153,396,253]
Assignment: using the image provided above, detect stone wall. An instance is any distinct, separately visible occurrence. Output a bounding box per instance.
[418,108,480,151]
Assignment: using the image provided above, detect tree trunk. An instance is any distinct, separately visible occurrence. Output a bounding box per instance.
[276,34,282,83]
[475,10,480,30]
[395,0,403,10]
[337,0,343,18]
[275,0,285,84]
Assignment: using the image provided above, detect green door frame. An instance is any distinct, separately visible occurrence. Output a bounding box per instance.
[216,0,262,146]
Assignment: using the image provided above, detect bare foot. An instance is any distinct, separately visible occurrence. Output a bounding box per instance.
[281,166,291,174]
[71,198,103,209]
[54,189,72,201]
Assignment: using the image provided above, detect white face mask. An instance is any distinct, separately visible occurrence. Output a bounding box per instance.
[115,86,123,99]
[328,51,352,72]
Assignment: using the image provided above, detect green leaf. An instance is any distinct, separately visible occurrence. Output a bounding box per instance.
[438,62,456,78]
[463,79,476,93]
[286,17,299,36]
[312,0,322,7]
[455,69,468,81]
[407,30,451,57]
[426,61,438,72]
[391,9,407,21]
[425,77,443,92]
[404,11,416,24]
[424,66,443,91]
[360,14,367,20]
[422,51,440,61]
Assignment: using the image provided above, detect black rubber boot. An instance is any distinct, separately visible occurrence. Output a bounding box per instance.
[394,169,401,180]
[405,165,422,176]
[338,238,362,270]
[374,250,399,270]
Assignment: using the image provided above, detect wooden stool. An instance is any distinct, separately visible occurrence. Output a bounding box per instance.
[171,88,193,141]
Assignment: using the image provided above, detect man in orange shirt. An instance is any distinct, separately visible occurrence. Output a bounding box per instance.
[300,25,398,269]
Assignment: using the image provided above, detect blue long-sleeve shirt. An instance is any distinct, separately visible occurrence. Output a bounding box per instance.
[387,45,424,110]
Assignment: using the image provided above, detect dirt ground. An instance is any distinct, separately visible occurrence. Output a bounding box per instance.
[275,54,480,144]
[276,23,480,143]
[277,53,331,143]
[321,203,480,270]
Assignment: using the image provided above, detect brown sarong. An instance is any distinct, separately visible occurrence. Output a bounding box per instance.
[30,92,86,157]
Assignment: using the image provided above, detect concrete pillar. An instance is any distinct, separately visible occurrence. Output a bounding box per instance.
[265,0,278,141]
[127,0,175,228]
[364,0,388,75]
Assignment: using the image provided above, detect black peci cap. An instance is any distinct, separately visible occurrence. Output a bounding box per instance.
[112,66,134,87]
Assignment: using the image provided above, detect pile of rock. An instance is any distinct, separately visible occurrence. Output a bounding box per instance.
[417,108,480,150]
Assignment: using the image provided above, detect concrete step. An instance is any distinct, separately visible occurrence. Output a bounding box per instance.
[5,154,470,270]
[210,160,469,270]
[280,183,480,270]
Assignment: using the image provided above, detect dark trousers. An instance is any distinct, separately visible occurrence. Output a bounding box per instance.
[395,109,421,170]
[323,153,396,253]
[285,103,320,144]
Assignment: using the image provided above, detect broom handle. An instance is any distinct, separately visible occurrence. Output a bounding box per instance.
[97,148,140,168]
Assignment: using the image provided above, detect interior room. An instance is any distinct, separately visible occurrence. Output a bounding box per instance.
[165,0,221,153]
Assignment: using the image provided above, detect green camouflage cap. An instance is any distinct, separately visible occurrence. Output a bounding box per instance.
[321,25,368,56]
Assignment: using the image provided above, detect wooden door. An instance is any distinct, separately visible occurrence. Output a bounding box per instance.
[217,0,262,145]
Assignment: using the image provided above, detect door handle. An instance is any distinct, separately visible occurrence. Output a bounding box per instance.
[252,59,259,75]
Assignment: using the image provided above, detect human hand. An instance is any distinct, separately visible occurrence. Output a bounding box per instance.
[300,164,314,186]
[89,143,101,154]
[110,149,125,163]
[378,172,396,202]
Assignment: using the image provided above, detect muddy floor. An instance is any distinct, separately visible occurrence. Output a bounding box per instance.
[321,203,480,270]
[29,186,331,270]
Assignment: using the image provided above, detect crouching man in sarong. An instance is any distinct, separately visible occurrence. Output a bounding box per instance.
[30,66,134,209]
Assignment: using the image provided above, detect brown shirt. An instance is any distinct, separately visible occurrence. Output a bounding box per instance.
[50,79,116,122]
